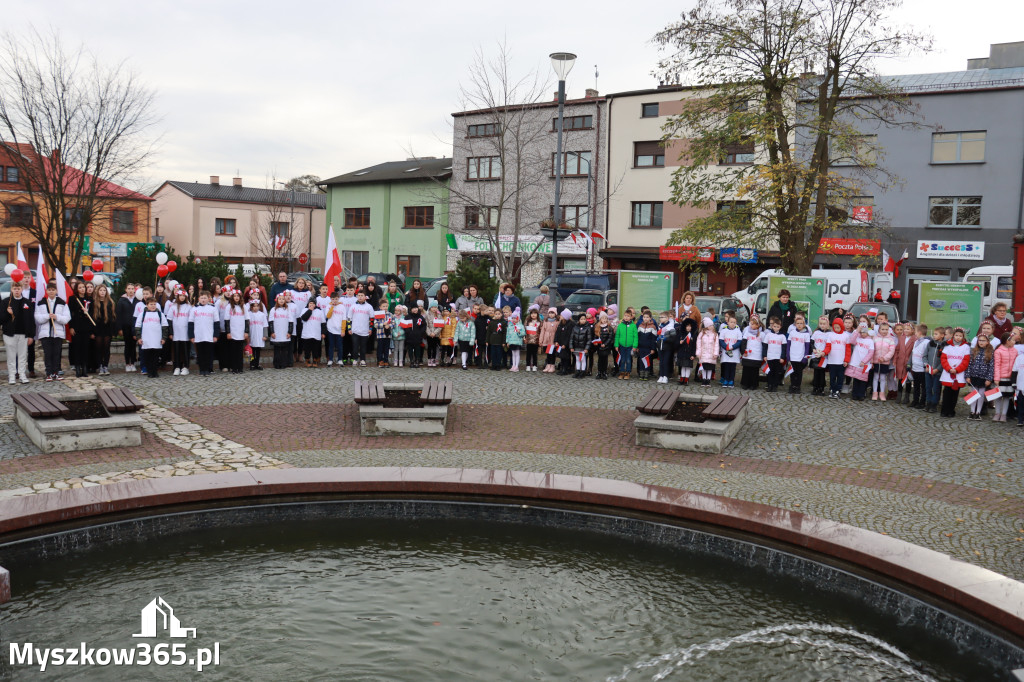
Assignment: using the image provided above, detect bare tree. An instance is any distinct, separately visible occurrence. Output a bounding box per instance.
[247,177,310,274]
[0,29,157,272]
[655,0,931,275]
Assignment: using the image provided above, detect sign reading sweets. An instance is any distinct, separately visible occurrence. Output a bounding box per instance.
[619,270,674,314]
[767,276,825,325]
[817,238,880,256]
[917,281,984,337]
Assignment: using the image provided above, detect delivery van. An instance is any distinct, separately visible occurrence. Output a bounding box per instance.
[963,266,1013,316]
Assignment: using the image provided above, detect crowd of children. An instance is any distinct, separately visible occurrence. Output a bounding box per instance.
[5,279,1024,427]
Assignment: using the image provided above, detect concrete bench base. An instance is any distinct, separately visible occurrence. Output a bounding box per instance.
[14,391,143,454]
[634,393,748,455]
[358,383,449,436]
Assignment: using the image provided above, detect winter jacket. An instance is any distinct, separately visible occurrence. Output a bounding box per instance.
[554,319,575,349]
[374,312,392,339]
[767,300,798,334]
[593,323,614,351]
[637,322,658,353]
[846,335,875,381]
[695,331,719,364]
[424,311,442,339]
[474,312,489,345]
[0,296,35,337]
[924,339,945,375]
[441,316,457,345]
[35,297,71,339]
[570,321,593,351]
[524,319,541,345]
[405,311,426,344]
[506,319,525,346]
[966,349,995,382]
[676,316,699,358]
[872,334,896,366]
[985,314,1014,340]
[940,341,970,388]
[994,344,1016,382]
[892,334,914,379]
[454,319,476,344]
[116,295,137,329]
[391,315,406,341]
[538,319,558,347]
[614,320,638,348]
[486,318,506,346]
[68,295,96,336]
[656,320,676,352]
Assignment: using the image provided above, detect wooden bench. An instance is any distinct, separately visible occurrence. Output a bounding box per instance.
[354,380,386,405]
[11,392,70,419]
[96,387,145,413]
[701,395,750,421]
[419,380,453,406]
[636,388,679,415]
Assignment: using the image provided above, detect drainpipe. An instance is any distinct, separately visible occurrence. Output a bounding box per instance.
[1014,121,1024,320]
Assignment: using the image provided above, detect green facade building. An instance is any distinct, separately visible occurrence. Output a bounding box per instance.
[321,157,451,280]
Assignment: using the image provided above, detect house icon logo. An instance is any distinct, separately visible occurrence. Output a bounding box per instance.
[132,597,197,639]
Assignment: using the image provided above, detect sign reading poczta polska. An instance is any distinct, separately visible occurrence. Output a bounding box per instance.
[8,597,221,673]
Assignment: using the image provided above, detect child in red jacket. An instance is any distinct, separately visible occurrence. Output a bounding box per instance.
[939,327,970,418]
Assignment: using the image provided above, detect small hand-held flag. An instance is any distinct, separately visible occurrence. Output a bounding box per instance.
[985,387,1001,402]
[761,360,770,375]
[784,363,794,378]
[963,389,981,406]
[641,355,651,369]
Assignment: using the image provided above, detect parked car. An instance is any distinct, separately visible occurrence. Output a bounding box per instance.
[358,272,405,291]
[288,271,324,289]
[562,289,618,317]
[523,272,616,302]
[694,296,749,329]
[0,279,12,301]
[523,287,566,312]
[848,302,902,324]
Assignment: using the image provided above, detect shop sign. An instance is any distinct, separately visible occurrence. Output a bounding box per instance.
[92,241,129,257]
[659,246,715,262]
[916,240,985,260]
[718,247,758,263]
[850,206,873,223]
[451,234,588,256]
[817,238,880,256]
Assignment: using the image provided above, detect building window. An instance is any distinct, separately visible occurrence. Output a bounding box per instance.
[111,209,134,233]
[641,103,659,118]
[344,207,370,228]
[831,134,877,167]
[396,255,421,278]
[551,151,592,176]
[64,207,85,232]
[631,202,663,228]
[215,218,236,236]
[720,139,755,165]
[467,123,498,138]
[465,205,498,229]
[634,141,665,168]
[716,200,751,226]
[929,196,981,227]
[467,156,501,180]
[271,221,289,238]
[403,206,434,228]
[6,204,33,227]
[5,167,17,183]
[342,250,369,274]
[549,205,589,229]
[552,115,593,131]
[932,131,986,163]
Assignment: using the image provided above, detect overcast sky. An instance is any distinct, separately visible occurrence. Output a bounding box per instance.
[8,0,1021,193]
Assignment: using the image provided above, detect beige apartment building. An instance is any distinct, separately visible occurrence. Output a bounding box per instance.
[151,176,326,270]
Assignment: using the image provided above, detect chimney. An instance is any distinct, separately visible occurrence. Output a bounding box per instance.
[210,175,220,185]
[232,177,242,187]
[51,148,60,164]
[585,88,599,98]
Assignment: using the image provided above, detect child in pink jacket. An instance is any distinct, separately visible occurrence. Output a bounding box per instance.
[694,317,719,386]
[993,331,1017,422]
[872,321,897,400]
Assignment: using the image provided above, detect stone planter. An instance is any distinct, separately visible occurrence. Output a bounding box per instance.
[634,393,748,455]
[14,391,143,454]
[358,383,449,437]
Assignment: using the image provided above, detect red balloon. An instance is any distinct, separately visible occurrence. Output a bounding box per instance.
[167,260,177,273]
[156,264,169,278]
[82,270,95,282]
[9,268,23,283]
[92,258,104,271]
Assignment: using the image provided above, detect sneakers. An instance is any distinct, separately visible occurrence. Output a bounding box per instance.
[327,360,333,367]
[657,376,668,384]
[7,378,14,385]
[173,368,181,376]
[830,391,839,399]
[360,360,367,367]
[45,374,54,382]
[181,368,189,376]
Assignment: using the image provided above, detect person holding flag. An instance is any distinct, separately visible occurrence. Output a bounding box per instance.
[34,281,71,381]
[0,280,35,384]
[939,327,970,418]
[538,307,559,373]
[964,333,995,421]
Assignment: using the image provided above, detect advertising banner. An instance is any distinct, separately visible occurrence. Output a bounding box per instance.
[619,270,674,314]
[917,281,984,337]
[767,276,825,324]
[916,240,985,260]
[658,246,715,262]
[817,238,880,256]
[719,247,758,263]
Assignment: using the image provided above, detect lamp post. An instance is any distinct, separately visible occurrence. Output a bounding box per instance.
[549,51,576,284]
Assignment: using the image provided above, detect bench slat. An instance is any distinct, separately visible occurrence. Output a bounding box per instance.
[440,381,452,404]
[636,389,660,413]
[703,395,749,420]
[13,392,68,418]
[24,393,58,417]
[97,388,125,413]
[656,390,678,414]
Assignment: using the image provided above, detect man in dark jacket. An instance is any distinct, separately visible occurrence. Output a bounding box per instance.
[0,281,35,383]
[269,271,294,302]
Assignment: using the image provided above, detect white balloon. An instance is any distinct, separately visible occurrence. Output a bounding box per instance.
[3,263,15,276]
[93,274,104,285]
[155,252,168,265]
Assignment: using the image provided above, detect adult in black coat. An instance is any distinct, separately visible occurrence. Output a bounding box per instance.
[767,289,799,334]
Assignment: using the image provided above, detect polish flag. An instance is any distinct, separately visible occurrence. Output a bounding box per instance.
[818,354,828,368]
[985,387,1001,402]
[784,364,794,378]
[546,343,557,354]
[577,230,593,247]
[323,225,342,288]
[589,230,604,241]
[34,249,50,303]
[963,389,981,406]
[15,242,29,272]
[55,268,72,301]
[761,360,770,374]
[641,355,651,368]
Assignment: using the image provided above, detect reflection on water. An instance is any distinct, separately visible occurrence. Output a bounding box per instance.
[0,517,996,681]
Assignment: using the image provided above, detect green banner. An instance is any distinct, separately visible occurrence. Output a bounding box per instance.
[917,281,984,337]
[767,276,825,324]
[619,270,674,314]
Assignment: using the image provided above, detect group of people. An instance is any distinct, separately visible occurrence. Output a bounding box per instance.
[3,274,1022,425]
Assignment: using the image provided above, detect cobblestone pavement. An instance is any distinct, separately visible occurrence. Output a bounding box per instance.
[0,363,1021,579]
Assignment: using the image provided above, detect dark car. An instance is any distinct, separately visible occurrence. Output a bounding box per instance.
[287,271,324,289]
[358,272,405,291]
[523,272,616,302]
[848,302,902,324]
[562,289,618,317]
[694,296,749,328]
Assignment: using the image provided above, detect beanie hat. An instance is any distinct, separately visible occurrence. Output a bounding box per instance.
[560,309,572,320]
[548,306,558,315]
[586,307,597,317]
[702,317,713,328]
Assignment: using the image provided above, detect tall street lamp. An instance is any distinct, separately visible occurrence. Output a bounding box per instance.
[549,51,576,284]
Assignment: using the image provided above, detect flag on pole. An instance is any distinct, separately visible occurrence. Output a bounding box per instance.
[818,354,828,368]
[761,360,770,375]
[34,249,49,303]
[985,387,1001,402]
[577,230,593,248]
[589,230,605,241]
[641,355,651,369]
[545,343,556,354]
[963,389,981,406]
[784,363,794,378]
[55,268,72,301]
[323,225,342,288]
[882,248,895,273]
[15,242,29,272]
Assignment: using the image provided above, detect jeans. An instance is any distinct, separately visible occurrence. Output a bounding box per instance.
[925,372,942,405]
[657,348,673,378]
[617,346,633,373]
[352,334,368,363]
[376,337,391,364]
[141,347,162,377]
[489,344,504,369]
[720,362,737,383]
[326,332,343,362]
[828,364,845,394]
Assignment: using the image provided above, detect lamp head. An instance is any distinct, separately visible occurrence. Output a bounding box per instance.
[549,52,577,80]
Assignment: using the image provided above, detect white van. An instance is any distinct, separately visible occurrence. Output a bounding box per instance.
[963,266,1013,316]
[733,268,870,312]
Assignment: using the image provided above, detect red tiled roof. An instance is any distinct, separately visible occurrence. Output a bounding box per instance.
[0,141,152,202]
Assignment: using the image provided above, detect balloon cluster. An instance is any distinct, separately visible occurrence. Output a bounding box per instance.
[3,263,24,283]
[155,251,177,279]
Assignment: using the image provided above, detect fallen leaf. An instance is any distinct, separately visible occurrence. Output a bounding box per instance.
[956,518,964,523]
[944,533,953,537]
